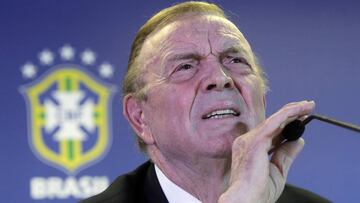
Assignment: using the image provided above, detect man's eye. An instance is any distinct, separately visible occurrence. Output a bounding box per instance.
[169,63,197,82]
[230,57,248,65]
[176,64,193,71]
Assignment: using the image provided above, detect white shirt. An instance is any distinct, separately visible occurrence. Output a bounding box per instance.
[155,165,202,203]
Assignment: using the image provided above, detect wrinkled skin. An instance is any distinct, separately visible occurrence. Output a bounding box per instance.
[124,14,315,203]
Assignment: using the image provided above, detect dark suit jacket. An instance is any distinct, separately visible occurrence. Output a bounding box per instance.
[80,161,331,203]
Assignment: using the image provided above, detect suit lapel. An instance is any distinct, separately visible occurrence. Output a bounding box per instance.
[144,162,169,203]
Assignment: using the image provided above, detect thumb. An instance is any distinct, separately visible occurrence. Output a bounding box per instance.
[270,138,305,178]
[267,139,305,201]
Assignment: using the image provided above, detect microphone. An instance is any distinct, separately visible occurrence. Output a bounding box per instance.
[282,114,360,141]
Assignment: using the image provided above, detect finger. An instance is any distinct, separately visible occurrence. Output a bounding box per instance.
[247,100,313,155]
[270,138,305,178]
[267,139,305,201]
[269,135,285,155]
[268,163,286,201]
[276,101,315,129]
[259,100,315,140]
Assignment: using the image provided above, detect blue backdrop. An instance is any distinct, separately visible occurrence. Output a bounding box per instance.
[1,0,359,202]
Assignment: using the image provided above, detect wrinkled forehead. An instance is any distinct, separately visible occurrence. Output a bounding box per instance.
[139,14,254,72]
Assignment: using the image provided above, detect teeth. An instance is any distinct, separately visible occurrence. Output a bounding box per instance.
[204,109,239,119]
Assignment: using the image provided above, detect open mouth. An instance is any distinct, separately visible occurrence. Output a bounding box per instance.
[202,109,240,119]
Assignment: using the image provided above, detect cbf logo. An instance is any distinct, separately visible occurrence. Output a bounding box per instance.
[20,45,114,199]
[21,44,115,175]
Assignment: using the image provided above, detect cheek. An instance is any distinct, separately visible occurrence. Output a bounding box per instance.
[235,75,265,117]
[146,85,194,128]
[144,85,198,150]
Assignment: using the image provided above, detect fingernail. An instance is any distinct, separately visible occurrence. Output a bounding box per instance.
[280,121,286,129]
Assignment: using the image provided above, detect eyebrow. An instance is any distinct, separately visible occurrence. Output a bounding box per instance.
[168,53,202,62]
[219,46,249,58]
[165,46,250,63]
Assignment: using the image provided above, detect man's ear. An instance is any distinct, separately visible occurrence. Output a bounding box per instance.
[123,94,155,145]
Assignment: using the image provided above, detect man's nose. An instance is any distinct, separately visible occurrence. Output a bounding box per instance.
[202,64,235,92]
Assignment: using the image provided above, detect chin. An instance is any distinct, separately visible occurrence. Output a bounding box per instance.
[198,133,235,158]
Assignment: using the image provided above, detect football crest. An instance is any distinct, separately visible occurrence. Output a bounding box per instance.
[21,45,115,174]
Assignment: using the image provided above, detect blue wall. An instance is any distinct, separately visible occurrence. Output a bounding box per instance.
[1,0,359,202]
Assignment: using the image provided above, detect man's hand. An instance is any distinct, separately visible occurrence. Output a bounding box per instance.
[219,100,315,203]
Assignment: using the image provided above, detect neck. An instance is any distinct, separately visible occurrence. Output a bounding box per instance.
[148,146,231,203]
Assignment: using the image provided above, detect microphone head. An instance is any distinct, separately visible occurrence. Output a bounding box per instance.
[282,120,305,141]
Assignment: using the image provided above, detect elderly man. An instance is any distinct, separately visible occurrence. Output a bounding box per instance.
[82,2,330,203]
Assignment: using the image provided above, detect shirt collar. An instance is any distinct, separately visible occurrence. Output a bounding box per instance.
[155,164,202,203]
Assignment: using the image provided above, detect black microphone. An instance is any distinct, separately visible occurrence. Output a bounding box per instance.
[282,114,360,141]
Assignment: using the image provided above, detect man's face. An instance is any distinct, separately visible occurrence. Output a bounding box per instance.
[138,14,266,159]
